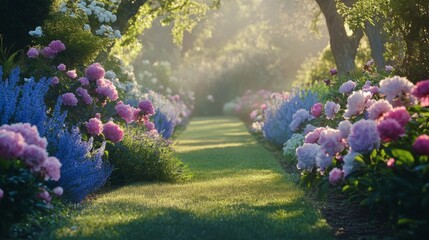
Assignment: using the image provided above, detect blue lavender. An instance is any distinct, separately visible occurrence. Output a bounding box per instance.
[153,111,175,139]
[263,90,318,146]
[54,129,112,203]
[0,66,20,124]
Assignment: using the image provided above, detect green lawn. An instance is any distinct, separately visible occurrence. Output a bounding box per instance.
[41,117,333,239]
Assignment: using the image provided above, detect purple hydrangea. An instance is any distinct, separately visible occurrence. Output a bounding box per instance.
[0,129,26,159]
[377,118,404,142]
[48,40,66,53]
[85,63,105,81]
[290,109,312,132]
[296,143,320,171]
[138,100,155,116]
[27,47,39,58]
[62,93,78,106]
[339,80,357,94]
[324,101,340,120]
[338,120,352,139]
[329,168,344,185]
[412,135,429,156]
[86,118,103,136]
[103,121,124,143]
[318,128,345,156]
[348,120,380,154]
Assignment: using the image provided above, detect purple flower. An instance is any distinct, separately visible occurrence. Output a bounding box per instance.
[0,129,26,159]
[325,101,341,120]
[40,47,56,58]
[290,109,312,132]
[296,143,320,171]
[66,70,78,79]
[62,93,78,106]
[367,99,392,120]
[57,63,66,71]
[76,87,93,105]
[145,122,155,131]
[329,168,344,185]
[385,65,394,72]
[339,80,357,94]
[343,152,360,176]
[51,76,60,85]
[343,90,372,119]
[48,40,66,53]
[138,100,155,116]
[85,63,105,81]
[304,127,324,144]
[310,103,323,117]
[115,101,141,123]
[318,128,345,156]
[348,120,380,154]
[413,135,429,156]
[316,151,332,171]
[103,121,124,143]
[96,79,119,101]
[27,47,39,58]
[21,145,48,171]
[330,68,338,76]
[377,118,404,142]
[53,187,63,197]
[37,189,51,203]
[41,157,61,181]
[381,107,410,127]
[0,123,47,149]
[338,120,352,139]
[79,77,89,86]
[411,79,429,107]
[86,118,103,136]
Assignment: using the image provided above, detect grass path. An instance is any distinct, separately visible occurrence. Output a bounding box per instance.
[42,117,333,239]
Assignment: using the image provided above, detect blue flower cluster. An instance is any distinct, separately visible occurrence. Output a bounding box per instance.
[0,66,112,203]
[262,90,318,146]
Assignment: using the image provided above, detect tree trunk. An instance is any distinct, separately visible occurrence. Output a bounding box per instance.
[114,0,149,35]
[315,0,363,74]
[364,21,386,70]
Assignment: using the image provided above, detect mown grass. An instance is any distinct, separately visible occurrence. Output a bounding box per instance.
[40,116,333,240]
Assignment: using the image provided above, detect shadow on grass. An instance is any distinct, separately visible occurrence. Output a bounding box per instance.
[55,199,332,240]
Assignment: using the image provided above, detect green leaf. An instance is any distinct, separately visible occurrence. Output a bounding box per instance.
[389,148,415,166]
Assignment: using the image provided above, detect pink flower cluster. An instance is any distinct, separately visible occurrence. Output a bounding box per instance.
[379,76,414,107]
[76,87,93,105]
[377,107,410,142]
[411,80,429,107]
[413,135,429,156]
[96,78,119,101]
[138,100,155,116]
[310,103,323,117]
[324,101,340,119]
[28,40,66,59]
[85,63,105,81]
[339,80,356,94]
[85,116,124,143]
[0,123,61,182]
[62,93,78,106]
[115,101,141,123]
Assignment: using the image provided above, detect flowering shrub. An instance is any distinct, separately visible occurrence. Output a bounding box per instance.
[0,123,62,235]
[286,73,429,235]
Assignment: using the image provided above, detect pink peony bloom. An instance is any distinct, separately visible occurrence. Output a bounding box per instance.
[0,130,26,159]
[51,76,59,85]
[339,80,357,94]
[411,80,429,107]
[348,120,380,154]
[377,118,405,142]
[250,110,258,120]
[310,103,324,117]
[261,104,267,110]
[27,47,39,58]
[0,123,47,149]
[103,121,124,143]
[379,76,414,107]
[86,118,103,136]
[66,70,78,79]
[79,77,89,86]
[338,120,352,139]
[387,158,395,168]
[325,101,341,120]
[41,157,61,181]
[53,186,63,197]
[343,90,372,119]
[21,145,48,171]
[76,87,93,105]
[413,135,429,156]
[85,62,105,81]
[304,127,324,144]
[57,63,66,71]
[318,128,345,156]
[37,189,51,203]
[145,122,155,131]
[40,47,56,58]
[96,79,119,101]
[381,107,410,127]
[367,99,393,120]
[138,100,155,116]
[62,93,78,106]
[329,168,344,185]
[115,101,141,123]
[48,40,66,53]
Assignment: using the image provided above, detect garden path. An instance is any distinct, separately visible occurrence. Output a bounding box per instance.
[44,116,334,239]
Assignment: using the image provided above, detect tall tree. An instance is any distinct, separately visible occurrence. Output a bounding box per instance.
[315,0,363,74]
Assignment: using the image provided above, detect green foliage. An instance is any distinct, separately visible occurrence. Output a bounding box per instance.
[0,36,22,79]
[337,0,429,81]
[37,13,109,67]
[107,125,190,185]
[0,164,53,236]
